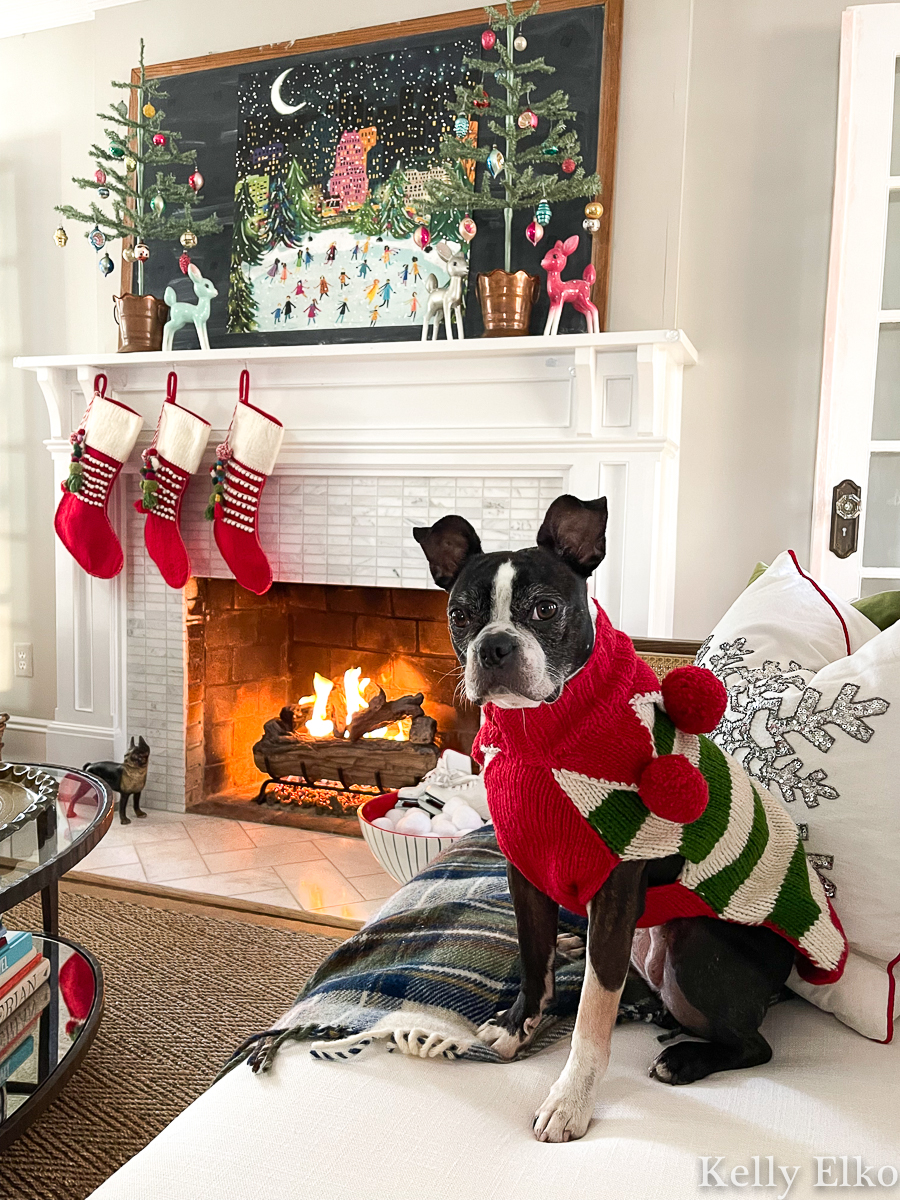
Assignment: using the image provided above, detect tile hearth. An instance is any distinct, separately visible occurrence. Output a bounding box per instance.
[73,808,398,922]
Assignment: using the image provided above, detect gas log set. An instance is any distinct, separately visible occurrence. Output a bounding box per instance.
[252,667,440,813]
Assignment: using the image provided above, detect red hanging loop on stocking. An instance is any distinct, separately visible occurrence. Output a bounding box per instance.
[136,369,210,590]
[209,368,284,595]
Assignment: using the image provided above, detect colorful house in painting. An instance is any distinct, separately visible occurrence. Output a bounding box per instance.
[328,126,377,210]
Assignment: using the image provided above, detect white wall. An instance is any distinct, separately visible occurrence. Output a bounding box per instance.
[0,0,888,734]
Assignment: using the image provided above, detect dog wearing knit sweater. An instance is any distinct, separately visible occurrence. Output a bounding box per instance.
[414,495,846,1144]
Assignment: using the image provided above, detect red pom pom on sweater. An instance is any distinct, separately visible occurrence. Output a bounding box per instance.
[661,665,727,735]
[639,754,709,824]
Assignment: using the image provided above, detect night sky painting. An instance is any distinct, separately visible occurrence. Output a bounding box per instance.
[227,38,478,336]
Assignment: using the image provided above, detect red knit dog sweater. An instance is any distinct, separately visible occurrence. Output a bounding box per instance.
[473,603,847,984]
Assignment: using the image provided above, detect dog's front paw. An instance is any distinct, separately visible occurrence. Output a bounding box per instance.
[649,1040,710,1085]
[477,1016,527,1060]
[134,809,148,819]
[533,1081,593,1143]
[119,815,131,826]
[556,932,586,961]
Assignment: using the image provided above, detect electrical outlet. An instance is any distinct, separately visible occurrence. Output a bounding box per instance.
[14,643,33,678]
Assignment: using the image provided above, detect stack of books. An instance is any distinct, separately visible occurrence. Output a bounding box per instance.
[0,928,51,1115]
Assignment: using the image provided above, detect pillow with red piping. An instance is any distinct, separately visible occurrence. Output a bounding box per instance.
[697,550,900,1042]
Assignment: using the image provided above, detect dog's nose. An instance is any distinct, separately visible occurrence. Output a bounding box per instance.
[479,633,516,669]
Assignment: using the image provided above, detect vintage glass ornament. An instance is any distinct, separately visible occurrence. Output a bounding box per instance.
[122,246,135,263]
[189,170,204,192]
[584,201,604,220]
[180,229,198,249]
[53,225,68,248]
[109,144,125,159]
[142,103,156,118]
[152,133,167,147]
[514,34,527,51]
[473,89,490,110]
[525,220,544,246]
[88,225,107,251]
[179,252,192,274]
[98,253,114,276]
[535,199,552,226]
[413,225,431,250]
[151,194,165,215]
[541,143,558,157]
[454,116,469,138]
[517,108,538,130]
[561,158,576,174]
[98,186,110,198]
[486,147,505,179]
[124,156,137,172]
[458,215,477,243]
[481,28,496,49]
[134,241,150,262]
[94,168,107,185]
[583,217,602,234]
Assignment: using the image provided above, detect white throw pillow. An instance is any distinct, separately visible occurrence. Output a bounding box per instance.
[697,550,899,1041]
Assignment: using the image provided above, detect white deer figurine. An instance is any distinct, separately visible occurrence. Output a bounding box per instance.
[421,242,468,341]
[162,263,218,352]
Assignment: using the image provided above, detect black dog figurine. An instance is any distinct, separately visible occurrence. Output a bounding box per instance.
[85,736,151,825]
[414,496,819,1143]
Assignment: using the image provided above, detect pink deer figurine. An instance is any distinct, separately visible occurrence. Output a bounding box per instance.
[540,235,599,335]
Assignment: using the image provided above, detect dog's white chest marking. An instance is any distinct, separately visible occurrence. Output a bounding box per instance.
[490,559,516,625]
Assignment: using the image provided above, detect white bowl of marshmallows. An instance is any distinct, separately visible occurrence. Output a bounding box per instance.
[358,750,489,884]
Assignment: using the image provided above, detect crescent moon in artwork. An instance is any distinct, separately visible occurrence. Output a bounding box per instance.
[271,69,307,116]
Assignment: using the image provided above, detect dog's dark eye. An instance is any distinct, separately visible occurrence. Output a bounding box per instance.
[532,600,559,621]
[449,608,470,629]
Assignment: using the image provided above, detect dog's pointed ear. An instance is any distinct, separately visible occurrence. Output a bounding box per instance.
[138,736,149,753]
[413,515,483,591]
[129,736,135,749]
[537,495,608,578]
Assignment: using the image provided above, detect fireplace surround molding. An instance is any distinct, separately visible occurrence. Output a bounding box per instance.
[13,332,696,806]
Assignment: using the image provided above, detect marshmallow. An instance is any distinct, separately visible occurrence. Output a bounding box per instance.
[451,804,483,831]
[396,809,433,835]
[430,816,461,837]
[372,816,395,831]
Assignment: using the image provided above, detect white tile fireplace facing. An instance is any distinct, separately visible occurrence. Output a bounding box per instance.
[13,332,696,808]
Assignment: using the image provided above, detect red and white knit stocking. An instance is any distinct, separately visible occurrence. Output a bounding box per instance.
[54,376,142,579]
[208,371,284,595]
[136,373,210,589]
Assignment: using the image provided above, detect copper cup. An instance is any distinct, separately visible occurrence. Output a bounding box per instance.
[476,270,540,337]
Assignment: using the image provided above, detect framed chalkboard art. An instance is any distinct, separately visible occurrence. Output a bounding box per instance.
[127,0,621,347]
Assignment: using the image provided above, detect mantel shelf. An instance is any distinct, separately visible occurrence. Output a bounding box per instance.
[13,329,698,373]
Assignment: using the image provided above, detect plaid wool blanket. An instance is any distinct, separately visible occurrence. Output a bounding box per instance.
[225,829,673,1076]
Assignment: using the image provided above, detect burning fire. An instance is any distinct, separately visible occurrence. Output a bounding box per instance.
[300,668,409,741]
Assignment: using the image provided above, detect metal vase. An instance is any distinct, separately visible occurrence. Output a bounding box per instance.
[113,293,170,353]
[476,270,540,337]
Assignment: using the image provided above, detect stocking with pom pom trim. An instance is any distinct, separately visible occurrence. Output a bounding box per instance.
[54,376,142,580]
[208,370,283,595]
[136,373,210,589]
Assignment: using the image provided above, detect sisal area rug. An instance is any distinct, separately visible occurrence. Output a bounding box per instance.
[0,887,340,1200]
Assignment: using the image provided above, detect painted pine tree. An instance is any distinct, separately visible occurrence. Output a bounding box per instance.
[377,167,416,238]
[285,158,322,234]
[352,196,380,236]
[232,178,265,267]
[264,161,301,249]
[227,259,258,332]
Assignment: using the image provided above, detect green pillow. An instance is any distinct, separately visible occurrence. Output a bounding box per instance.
[747,561,900,631]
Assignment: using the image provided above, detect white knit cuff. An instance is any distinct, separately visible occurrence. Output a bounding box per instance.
[157,402,210,473]
[86,394,143,463]
[230,401,284,476]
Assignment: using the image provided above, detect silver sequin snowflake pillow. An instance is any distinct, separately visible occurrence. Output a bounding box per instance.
[697,550,900,1041]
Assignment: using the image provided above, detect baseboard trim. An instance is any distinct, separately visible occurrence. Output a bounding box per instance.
[63,870,359,939]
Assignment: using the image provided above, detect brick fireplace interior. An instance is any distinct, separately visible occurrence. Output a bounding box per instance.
[184,577,475,813]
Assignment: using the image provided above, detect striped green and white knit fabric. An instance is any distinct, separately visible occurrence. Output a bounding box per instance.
[553,696,845,973]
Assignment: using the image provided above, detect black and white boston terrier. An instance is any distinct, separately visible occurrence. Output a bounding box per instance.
[414,496,794,1143]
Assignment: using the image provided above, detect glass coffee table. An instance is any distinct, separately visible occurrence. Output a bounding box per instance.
[0,764,113,935]
[0,765,112,1148]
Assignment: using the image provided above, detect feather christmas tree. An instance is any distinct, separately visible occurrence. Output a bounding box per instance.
[427,0,601,275]
[55,39,220,294]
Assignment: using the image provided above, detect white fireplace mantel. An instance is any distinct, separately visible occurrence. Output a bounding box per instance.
[14,331,696,793]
